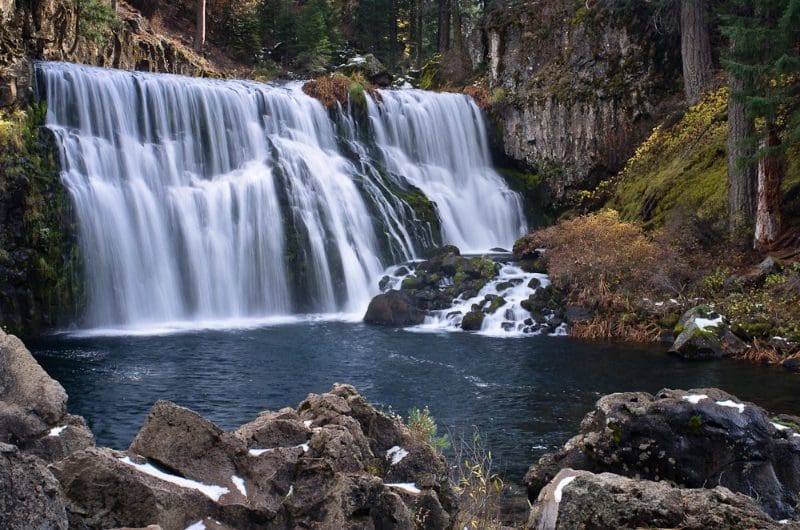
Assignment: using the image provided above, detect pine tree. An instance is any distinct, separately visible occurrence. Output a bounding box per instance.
[722,0,800,247]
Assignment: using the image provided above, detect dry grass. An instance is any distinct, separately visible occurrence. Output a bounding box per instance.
[571,316,662,342]
[737,340,798,365]
[302,75,352,108]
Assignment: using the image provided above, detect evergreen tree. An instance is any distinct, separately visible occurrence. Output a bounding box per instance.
[722,0,800,246]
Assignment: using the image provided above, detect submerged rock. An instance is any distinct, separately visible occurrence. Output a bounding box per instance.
[529,469,793,530]
[524,387,800,521]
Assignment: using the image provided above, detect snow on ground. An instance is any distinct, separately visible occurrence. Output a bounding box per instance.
[232,475,247,497]
[715,400,746,413]
[682,394,708,404]
[554,476,577,503]
[48,426,67,437]
[385,482,421,494]
[386,446,409,465]
[119,456,229,501]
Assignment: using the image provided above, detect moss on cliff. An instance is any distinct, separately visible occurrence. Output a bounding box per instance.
[607,88,729,230]
[0,104,84,336]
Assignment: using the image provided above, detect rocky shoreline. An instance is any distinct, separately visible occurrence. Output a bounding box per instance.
[3,327,800,529]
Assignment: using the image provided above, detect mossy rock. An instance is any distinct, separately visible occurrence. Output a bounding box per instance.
[485,296,506,314]
[461,310,485,331]
[401,276,423,291]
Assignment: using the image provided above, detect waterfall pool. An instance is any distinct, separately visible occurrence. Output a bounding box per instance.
[31,322,800,482]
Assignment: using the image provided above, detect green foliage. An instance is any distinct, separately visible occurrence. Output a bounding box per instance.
[0,104,84,336]
[722,0,800,157]
[608,88,729,230]
[688,414,702,434]
[76,0,120,45]
[407,406,450,453]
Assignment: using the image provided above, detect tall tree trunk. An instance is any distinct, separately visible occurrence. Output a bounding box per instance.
[754,126,783,249]
[437,0,450,53]
[390,0,398,65]
[415,0,423,64]
[727,72,757,245]
[194,0,206,52]
[680,0,713,104]
[451,0,463,55]
[111,0,117,11]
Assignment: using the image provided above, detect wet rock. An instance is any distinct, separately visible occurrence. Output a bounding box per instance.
[461,310,485,330]
[364,291,425,326]
[529,469,792,530]
[0,442,68,530]
[563,304,592,325]
[524,388,800,520]
[783,357,800,372]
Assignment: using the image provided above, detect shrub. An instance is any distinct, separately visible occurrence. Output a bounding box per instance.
[407,406,450,454]
[525,210,668,301]
[451,428,504,530]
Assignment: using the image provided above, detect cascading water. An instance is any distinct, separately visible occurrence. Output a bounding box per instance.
[37,62,526,330]
[367,90,526,253]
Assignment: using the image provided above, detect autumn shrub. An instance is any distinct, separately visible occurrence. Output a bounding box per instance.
[451,428,505,530]
[525,210,686,305]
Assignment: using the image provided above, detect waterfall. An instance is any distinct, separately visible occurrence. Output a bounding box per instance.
[367,90,526,253]
[37,62,526,329]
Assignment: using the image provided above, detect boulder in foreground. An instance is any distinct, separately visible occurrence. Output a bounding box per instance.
[524,387,800,521]
[529,468,795,530]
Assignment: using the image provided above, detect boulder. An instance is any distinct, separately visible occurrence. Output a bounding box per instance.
[0,329,92,461]
[528,469,794,530]
[53,384,456,529]
[461,310,485,330]
[0,329,68,445]
[0,442,68,530]
[52,447,219,530]
[338,54,393,86]
[524,388,800,520]
[130,400,246,490]
[364,290,425,326]
[670,307,749,359]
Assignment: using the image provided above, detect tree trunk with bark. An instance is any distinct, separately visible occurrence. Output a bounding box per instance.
[194,0,206,52]
[727,72,757,245]
[390,0,398,65]
[437,0,450,53]
[754,127,784,249]
[680,0,713,104]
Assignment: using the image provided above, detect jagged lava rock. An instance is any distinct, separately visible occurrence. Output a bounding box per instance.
[524,387,800,520]
[529,468,797,530]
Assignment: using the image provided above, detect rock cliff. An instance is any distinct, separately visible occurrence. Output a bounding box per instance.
[0,0,216,110]
[483,0,683,204]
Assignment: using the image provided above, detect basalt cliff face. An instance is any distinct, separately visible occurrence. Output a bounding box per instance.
[483,0,683,204]
[0,0,215,110]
